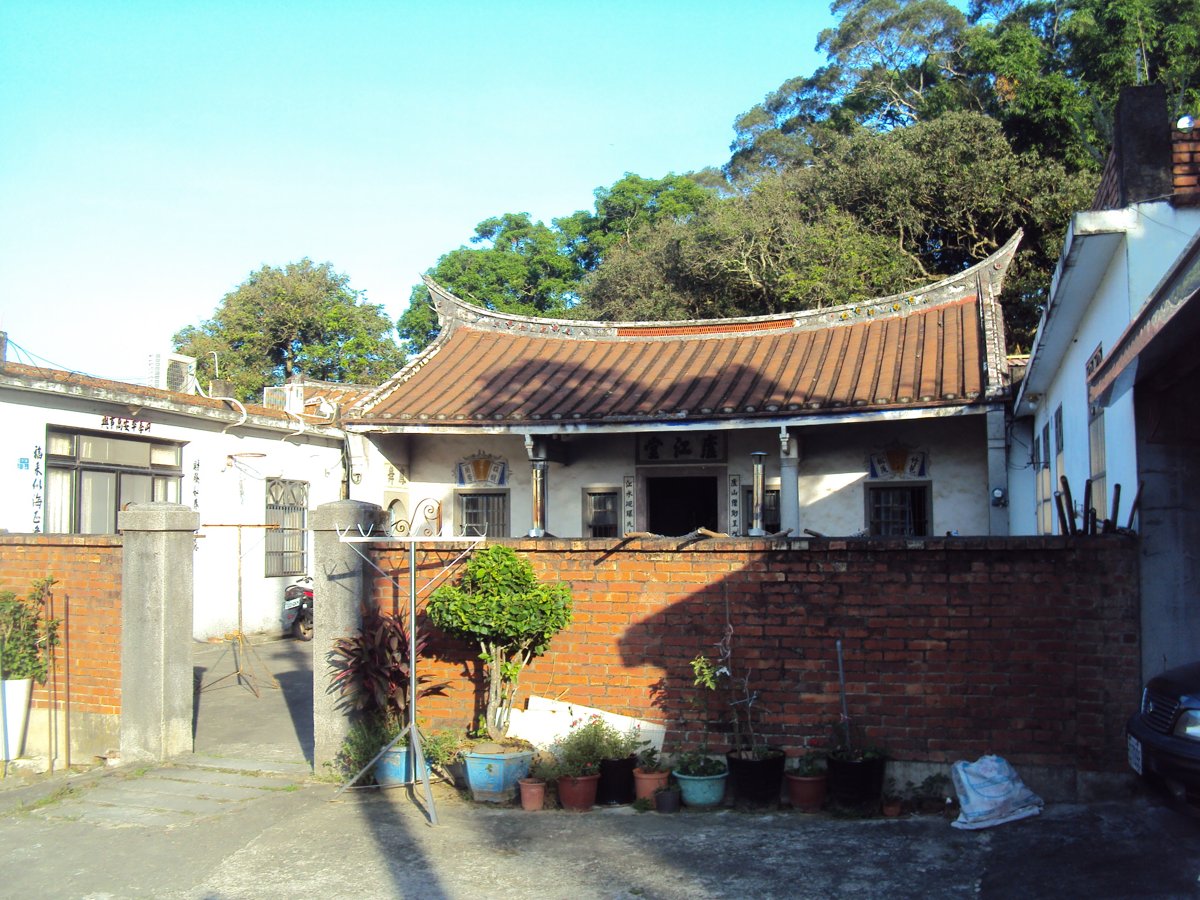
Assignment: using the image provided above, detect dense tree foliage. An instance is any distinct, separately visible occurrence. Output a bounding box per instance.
[399,0,1200,353]
[175,259,404,403]
[397,174,714,354]
[582,112,1094,343]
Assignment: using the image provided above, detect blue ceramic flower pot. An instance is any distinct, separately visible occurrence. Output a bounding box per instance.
[463,749,533,802]
[374,746,411,786]
[673,769,728,808]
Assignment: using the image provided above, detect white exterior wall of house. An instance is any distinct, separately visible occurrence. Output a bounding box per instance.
[367,413,994,539]
[185,430,343,638]
[794,415,991,537]
[1013,203,1200,535]
[0,384,345,639]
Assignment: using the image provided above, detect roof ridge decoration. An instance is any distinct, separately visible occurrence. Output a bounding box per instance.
[421,231,1023,340]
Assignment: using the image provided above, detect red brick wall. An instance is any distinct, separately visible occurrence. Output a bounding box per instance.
[1173,129,1200,205]
[372,535,1139,773]
[0,535,123,717]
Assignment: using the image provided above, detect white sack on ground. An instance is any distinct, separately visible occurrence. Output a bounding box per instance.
[950,754,1043,830]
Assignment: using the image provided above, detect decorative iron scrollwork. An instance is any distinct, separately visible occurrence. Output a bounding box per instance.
[391,497,441,537]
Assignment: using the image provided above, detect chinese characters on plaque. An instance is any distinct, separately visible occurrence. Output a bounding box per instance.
[636,432,726,465]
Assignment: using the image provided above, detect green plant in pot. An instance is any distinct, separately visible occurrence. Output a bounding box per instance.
[594,720,642,805]
[547,715,613,810]
[427,545,572,741]
[427,545,572,800]
[670,663,729,808]
[824,719,887,808]
[786,752,828,812]
[0,577,60,761]
[633,743,671,800]
[328,604,447,786]
[692,632,785,806]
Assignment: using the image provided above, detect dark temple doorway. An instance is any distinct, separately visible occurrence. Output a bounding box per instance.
[645,475,719,536]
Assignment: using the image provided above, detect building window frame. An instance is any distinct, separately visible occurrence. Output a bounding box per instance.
[582,486,620,538]
[265,478,308,577]
[456,489,509,537]
[1085,345,1107,524]
[743,486,781,535]
[865,482,931,537]
[45,427,183,534]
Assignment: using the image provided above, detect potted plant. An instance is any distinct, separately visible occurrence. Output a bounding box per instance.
[785,752,827,812]
[328,604,447,787]
[671,750,728,808]
[596,721,643,805]
[654,781,682,813]
[632,744,670,800]
[692,644,785,807]
[0,578,60,761]
[824,719,887,807]
[518,758,552,811]
[547,715,612,811]
[427,545,572,801]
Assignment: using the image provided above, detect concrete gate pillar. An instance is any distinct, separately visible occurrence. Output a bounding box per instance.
[119,503,199,763]
[311,499,382,769]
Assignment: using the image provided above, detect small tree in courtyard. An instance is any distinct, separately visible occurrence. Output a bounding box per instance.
[426,545,572,741]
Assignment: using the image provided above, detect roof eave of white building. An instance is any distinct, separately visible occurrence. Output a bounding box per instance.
[1014,208,1140,417]
[0,370,344,441]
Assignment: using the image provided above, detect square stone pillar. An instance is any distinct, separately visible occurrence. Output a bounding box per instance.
[311,499,382,769]
[119,503,199,762]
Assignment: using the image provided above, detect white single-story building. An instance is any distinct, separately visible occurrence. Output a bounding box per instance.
[1012,85,1200,675]
[0,352,355,639]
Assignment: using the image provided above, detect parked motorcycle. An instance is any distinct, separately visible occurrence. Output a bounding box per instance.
[283,575,313,641]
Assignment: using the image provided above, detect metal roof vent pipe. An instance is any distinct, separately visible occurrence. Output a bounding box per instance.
[749,450,768,537]
[526,435,548,538]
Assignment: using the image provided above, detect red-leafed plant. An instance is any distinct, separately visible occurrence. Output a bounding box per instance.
[330,605,447,725]
[328,605,449,782]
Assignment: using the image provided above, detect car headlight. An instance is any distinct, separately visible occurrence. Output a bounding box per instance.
[1173,710,1200,740]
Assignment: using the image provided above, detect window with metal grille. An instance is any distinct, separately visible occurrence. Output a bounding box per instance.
[1039,422,1054,533]
[457,492,508,537]
[265,479,308,577]
[866,484,930,536]
[45,428,183,534]
[584,489,620,537]
[743,487,781,534]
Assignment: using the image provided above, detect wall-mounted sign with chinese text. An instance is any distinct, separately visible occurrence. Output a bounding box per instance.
[101,415,151,433]
[868,445,928,479]
[636,432,726,465]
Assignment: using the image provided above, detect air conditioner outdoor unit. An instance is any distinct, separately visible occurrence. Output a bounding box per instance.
[148,353,197,393]
[262,382,305,414]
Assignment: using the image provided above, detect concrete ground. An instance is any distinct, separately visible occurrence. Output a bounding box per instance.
[0,634,1198,899]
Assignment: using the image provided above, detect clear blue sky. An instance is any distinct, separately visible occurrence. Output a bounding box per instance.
[0,1,834,383]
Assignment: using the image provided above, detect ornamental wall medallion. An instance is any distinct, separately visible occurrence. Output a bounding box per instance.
[455,452,508,487]
[868,444,928,479]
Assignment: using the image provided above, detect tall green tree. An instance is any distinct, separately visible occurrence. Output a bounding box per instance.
[397,174,715,355]
[174,259,403,403]
[728,0,974,180]
[396,212,581,356]
[584,112,1095,347]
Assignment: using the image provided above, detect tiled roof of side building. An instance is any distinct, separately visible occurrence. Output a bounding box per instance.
[0,361,338,430]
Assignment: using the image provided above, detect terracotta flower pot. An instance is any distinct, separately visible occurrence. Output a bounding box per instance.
[518,777,545,811]
[785,772,827,812]
[633,767,670,800]
[557,774,600,811]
